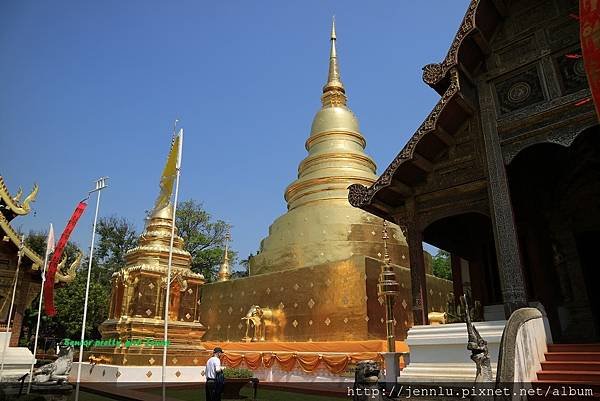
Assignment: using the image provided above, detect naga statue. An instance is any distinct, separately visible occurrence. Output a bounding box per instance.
[54,252,82,284]
[241,305,274,342]
[32,345,73,384]
[464,294,492,383]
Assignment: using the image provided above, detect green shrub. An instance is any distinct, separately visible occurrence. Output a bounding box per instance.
[223,367,253,379]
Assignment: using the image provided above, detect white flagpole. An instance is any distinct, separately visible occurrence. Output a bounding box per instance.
[0,234,25,380]
[74,177,108,401]
[26,226,53,392]
[162,128,183,400]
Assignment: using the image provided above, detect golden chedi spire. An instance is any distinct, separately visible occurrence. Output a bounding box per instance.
[249,20,407,275]
[124,204,192,271]
[218,227,232,281]
[321,17,346,107]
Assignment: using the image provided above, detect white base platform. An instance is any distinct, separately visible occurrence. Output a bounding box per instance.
[0,332,35,380]
[71,362,354,385]
[400,320,506,383]
[70,362,207,384]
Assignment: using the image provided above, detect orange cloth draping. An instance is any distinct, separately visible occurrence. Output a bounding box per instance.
[274,353,296,371]
[295,354,321,373]
[218,350,385,374]
[207,340,402,374]
[321,354,350,374]
[243,353,262,370]
[262,353,275,368]
[222,352,244,368]
[203,340,408,353]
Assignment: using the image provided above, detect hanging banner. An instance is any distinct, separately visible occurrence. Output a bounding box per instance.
[581,0,600,118]
[44,201,88,316]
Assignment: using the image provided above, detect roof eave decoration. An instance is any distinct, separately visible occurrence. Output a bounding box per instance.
[0,211,44,269]
[349,0,502,217]
[422,0,498,94]
[0,176,39,218]
[348,68,462,215]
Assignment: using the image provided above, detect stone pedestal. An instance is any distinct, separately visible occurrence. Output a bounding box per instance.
[399,321,506,382]
[0,332,35,379]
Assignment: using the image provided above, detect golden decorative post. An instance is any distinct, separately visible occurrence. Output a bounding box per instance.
[218,226,231,281]
[378,220,400,352]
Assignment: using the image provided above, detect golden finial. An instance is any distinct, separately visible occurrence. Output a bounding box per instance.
[218,226,232,282]
[382,220,390,266]
[322,16,347,107]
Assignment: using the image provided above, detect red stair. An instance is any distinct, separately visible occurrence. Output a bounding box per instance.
[533,343,600,399]
[537,344,600,383]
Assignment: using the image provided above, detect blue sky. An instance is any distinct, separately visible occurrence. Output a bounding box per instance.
[1,1,470,269]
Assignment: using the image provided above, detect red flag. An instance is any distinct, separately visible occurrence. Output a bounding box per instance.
[44,201,87,316]
[581,0,600,118]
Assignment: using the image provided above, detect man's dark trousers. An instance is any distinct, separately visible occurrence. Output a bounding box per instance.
[205,379,221,401]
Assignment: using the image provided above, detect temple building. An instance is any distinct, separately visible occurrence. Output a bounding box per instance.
[349,0,599,346]
[0,176,78,377]
[0,177,43,347]
[198,21,452,344]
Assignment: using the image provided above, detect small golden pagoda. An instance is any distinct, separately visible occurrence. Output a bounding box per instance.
[92,139,208,367]
[217,228,231,282]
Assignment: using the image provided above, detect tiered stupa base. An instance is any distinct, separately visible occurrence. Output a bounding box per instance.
[84,204,209,382]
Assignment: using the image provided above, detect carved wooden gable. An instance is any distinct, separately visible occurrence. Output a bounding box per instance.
[483,0,595,162]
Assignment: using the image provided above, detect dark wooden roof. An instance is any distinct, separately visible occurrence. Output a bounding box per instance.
[348,0,507,220]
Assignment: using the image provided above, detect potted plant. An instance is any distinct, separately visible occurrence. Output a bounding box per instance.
[222,367,254,399]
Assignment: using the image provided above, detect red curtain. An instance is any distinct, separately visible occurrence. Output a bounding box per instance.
[581,0,600,118]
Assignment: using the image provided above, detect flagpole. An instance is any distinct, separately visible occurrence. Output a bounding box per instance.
[74,177,108,401]
[0,234,25,380]
[162,128,183,401]
[26,226,54,392]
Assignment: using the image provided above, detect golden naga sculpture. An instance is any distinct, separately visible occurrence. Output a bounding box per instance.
[241,305,276,342]
[55,252,82,284]
[0,176,39,216]
[13,187,23,202]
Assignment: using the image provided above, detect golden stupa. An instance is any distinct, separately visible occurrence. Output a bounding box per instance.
[250,19,407,275]
[199,21,452,344]
[90,141,208,367]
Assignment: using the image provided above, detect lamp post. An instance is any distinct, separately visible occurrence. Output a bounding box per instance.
[378,220,400,352]
[74,177,108,401]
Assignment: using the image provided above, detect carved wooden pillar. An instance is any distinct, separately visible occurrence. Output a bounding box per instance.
[401,198,429,325]
[478,81,528,317]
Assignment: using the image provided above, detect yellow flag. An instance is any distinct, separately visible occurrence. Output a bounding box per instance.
[153,130,182,211]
